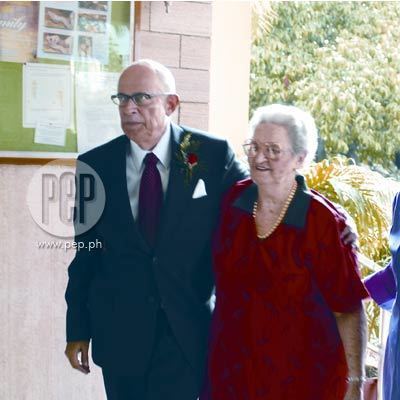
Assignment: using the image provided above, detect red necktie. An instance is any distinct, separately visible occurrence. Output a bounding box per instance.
[138,153,163,248]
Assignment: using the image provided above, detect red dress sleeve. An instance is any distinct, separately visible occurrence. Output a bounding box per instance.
[310,200,369,313]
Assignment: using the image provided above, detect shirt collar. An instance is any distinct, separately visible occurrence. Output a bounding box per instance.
[129,122,172,171]
[232,175,312,229]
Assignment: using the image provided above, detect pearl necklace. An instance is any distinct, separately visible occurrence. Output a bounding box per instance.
[252,181,297,240]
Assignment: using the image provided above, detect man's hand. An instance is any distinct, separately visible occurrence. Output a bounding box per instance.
[335,204,358,248]
[65,341,90,374]
[341,225,358,248]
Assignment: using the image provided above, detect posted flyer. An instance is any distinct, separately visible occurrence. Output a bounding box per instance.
[37,1,111,64]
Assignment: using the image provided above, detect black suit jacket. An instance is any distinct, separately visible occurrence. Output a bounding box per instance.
[65,123,248,378]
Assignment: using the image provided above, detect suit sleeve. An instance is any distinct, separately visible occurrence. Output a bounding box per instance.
[221,141,249,194]
[65,157,101,342]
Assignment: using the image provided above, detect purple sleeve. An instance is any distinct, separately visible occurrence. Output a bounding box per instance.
[364,263,396,311]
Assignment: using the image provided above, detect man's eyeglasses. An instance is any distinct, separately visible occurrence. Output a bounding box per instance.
[242,140,293,160]
[111,92,174,107]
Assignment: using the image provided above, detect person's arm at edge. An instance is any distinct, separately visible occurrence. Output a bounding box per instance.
[364,262,396,311]
[364,192,399,311]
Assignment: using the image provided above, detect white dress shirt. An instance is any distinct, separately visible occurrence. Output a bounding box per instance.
[126,123,172,219]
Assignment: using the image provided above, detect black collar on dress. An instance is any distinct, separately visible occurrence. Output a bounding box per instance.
[232,175,312,229]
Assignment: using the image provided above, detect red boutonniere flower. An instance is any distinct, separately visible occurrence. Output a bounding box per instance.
[187,153,198,168]
[177,133,201,183]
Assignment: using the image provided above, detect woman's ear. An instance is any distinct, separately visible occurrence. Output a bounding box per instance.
[295,151,307,169]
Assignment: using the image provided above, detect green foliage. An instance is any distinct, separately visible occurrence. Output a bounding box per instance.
[251,1,400,170]
[305,157,397,261]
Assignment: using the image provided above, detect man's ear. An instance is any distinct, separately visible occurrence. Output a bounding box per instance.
[165,94,180,116]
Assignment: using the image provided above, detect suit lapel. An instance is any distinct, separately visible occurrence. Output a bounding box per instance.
[156,124,197,252]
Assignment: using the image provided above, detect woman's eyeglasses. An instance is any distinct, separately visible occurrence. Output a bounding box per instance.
[242,140,292,160]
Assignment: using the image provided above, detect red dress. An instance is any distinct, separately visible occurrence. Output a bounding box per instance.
[201,177,368,400]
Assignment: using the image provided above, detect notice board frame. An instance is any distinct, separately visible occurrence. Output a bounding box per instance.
[0,1,134,161]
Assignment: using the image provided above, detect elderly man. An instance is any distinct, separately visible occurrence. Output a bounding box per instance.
[64,59,356,399]
[64,59,247,400]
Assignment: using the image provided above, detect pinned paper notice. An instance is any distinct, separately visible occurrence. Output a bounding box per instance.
[23,63,72,128]
[34,122,66,146]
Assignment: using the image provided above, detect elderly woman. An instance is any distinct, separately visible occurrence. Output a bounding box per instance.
[201,104,369,400]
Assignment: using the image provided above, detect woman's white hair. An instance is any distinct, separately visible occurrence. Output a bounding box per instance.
[249,104,318,167]
[131,59,176,93]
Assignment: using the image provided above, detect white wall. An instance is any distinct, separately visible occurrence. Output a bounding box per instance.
[209,0,252,153]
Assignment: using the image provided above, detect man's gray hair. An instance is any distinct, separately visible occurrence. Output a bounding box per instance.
[132,59,176,93]
[249,103,318,167]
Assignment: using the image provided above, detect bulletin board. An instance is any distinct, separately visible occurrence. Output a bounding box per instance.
[0,1,133,159]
